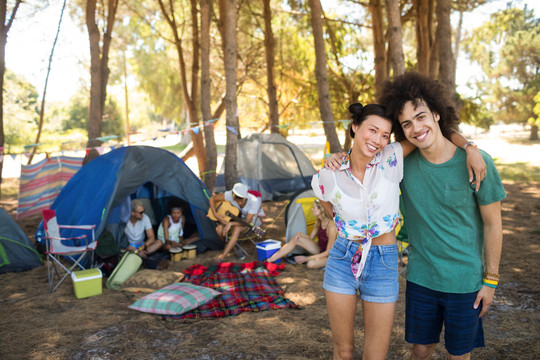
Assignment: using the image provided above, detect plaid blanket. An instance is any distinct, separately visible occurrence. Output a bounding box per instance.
[164,261,300,319]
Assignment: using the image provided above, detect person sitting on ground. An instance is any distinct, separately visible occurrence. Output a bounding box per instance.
[208,182,262,261]
[266,199,337,269]
[124,199,162,259]
[157,201,185,252]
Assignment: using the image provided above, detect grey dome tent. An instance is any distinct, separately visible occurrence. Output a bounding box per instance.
[215,134,317,201]
[0,207,42,273]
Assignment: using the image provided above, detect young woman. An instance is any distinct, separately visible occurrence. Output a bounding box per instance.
[313,103,486,360]
[266,199,337,269]
[157,205,185,251]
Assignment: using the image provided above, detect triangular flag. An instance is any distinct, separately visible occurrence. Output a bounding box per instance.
[192,126,200,134]
[226,125,237,135]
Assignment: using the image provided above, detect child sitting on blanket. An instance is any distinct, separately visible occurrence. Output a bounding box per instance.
[157,201,185,251]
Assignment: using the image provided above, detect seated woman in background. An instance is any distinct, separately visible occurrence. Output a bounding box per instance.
[266,199,337,269]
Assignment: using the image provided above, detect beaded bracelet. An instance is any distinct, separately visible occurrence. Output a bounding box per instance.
[483,272,501,280]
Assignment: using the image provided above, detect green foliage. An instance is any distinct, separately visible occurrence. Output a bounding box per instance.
[3,69,40,151]
[63,90,124,138]
[494,160,540,183]
[459,96,494,129]
[463,7,540,126]
[529,91,540,127]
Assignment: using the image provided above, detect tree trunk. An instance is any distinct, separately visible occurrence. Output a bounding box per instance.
[454,10,464,80]
[436,0,457,105]
[308,0,342,153]
[263,0,279,134]
[28,0,67,165]
[85,0,118,162]
[414,0,430,75]
[0,0,21,197]
[530,124,538,141]
[158,0,207,176]
[201,0,217,192]
[385,0,405,77]
[224,0,239,189]
[369,0,387,99]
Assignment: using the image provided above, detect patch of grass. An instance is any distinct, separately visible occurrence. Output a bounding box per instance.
[160,144,226,155]
[494,159,540,183]
[1,178,19,198]
[160,144,188,154]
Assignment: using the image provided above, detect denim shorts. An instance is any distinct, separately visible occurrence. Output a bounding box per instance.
[323,236,399,303]
[405,281,485,356]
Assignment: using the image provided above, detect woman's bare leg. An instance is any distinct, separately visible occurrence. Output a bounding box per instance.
[326,290,358,360]
[362,300,396,360]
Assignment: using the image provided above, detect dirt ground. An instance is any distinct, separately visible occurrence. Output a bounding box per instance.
[1,174,540,360]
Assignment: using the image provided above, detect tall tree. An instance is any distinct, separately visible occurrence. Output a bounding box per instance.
[413,0,431,75]
[157,0,206,176]
[200,0,218,191]
[85,0,119,163]
[369,0,387,98]
[308,0,341,153]
[224,0,239,188]
[385,0,405,76]
[262,0,279,134]
[0,0,22,195]
[28,0,67,164]
[436,0,456,104]
[464,7,540,140]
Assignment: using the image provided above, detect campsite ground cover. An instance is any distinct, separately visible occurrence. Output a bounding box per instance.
[1,131,540,359]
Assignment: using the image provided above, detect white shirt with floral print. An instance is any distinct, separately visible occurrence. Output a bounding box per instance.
[311,142,403,278]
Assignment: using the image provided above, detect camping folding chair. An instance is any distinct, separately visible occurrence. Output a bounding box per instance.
[233,190,266,259]
[42,209,97,293]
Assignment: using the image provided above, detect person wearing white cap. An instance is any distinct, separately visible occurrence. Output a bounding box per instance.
[209,182,262,261]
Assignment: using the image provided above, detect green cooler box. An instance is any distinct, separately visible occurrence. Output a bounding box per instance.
[71,268,103,299]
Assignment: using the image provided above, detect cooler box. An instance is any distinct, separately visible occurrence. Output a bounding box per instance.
[256,239,282,263]
[71,268,103,299]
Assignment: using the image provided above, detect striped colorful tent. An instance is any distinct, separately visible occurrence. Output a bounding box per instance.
[17,156,82,219]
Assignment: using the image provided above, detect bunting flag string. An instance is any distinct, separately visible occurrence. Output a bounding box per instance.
[4,117,346,161]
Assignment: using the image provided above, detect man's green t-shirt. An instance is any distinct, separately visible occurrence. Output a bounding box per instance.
[401,147,506,293]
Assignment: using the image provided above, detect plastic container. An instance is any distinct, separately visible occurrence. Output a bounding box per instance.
[256,239,282,263]
[71,268,103,299]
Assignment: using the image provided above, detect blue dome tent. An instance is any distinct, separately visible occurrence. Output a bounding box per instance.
[35,146,221,252]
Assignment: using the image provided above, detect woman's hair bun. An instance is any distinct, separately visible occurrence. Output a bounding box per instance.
[348,102,364,115]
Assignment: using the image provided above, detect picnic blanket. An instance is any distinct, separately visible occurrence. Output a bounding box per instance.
[164,261,300,319]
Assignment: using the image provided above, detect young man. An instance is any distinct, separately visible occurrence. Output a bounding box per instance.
[208,182,262,261]
[379,72,506,360]
[124,199,162,259]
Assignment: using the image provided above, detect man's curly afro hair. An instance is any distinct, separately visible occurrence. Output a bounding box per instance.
[377,72,460,142]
